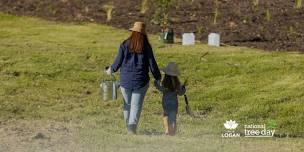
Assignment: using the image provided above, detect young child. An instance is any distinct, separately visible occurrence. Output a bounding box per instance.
[154,62,186,135]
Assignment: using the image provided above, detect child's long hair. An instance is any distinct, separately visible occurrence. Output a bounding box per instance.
[162,74,181,92]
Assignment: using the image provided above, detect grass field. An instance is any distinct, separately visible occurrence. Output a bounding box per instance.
[0,13,304,151]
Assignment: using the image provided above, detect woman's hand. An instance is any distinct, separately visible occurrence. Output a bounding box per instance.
[154,79,165,92]
[105,66,112,75]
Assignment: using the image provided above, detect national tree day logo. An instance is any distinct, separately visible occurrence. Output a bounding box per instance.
[222,120,241,138]
[221,120,276,138]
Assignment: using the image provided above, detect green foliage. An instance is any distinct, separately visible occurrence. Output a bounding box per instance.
[267,119,277,130]
[213,8,219,24]
[252,0,259,11]
[265,9,271,22]
[152,0,174,29]
[213,0,219,24]
[103,4,114,22]
[196,26,204,35]
[295,0,302,9]
[287,26,297,38]
[140,0,150,14]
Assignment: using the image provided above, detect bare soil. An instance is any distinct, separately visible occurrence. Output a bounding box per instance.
[0,0,303,51]
[0,120,82,152]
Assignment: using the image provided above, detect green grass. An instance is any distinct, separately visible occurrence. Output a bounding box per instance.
[0,13,304,151]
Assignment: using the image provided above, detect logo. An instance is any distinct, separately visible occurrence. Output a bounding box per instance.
[244,124,275,138]
[221,120,240,138]
[221,120,276,138]
[224,120,238,130]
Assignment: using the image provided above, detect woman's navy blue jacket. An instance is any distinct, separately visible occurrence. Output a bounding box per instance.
[110,39,161,90]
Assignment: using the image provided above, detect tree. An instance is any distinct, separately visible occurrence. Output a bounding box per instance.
[152,0,174,29]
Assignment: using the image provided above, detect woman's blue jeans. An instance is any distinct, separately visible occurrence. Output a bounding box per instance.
[120,84,149,126]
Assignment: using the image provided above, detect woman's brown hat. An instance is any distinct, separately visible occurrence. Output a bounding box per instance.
[129,22,146,34]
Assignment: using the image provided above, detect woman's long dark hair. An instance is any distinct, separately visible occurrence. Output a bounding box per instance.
[129,31,148,53]
[162,74,181,92]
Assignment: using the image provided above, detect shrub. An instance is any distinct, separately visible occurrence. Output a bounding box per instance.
[213,0,219,25]
[295,0,302,9]
[196,26,204,35]
[252,0,259,11]
[152,0,174,29]
[140,0,150,14]
[213,8,219,24]
[103,4,114,22]
[265,9,271,22]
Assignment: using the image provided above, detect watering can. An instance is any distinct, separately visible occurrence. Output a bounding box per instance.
[100,69,120,101]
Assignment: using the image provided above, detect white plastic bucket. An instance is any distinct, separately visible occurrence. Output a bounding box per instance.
[208,33,220,47]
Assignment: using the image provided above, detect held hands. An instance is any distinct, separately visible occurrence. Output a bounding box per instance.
[154,79,162,92]
[154,80,160,88]
[154,79,161,87]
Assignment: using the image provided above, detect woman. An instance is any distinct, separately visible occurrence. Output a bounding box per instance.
[106,22,161,134]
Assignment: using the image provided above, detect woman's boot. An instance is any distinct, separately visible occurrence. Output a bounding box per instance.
[127,124,137,134]
[170,122,176,136]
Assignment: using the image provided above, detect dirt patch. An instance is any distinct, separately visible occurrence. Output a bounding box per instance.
[0,120,82,152]
[0,0,304,52]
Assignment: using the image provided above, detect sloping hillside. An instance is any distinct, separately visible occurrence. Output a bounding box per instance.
[1,0,304,52]
[0,13,304,151]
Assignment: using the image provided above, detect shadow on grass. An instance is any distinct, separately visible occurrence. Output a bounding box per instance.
[141,129,164,136]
